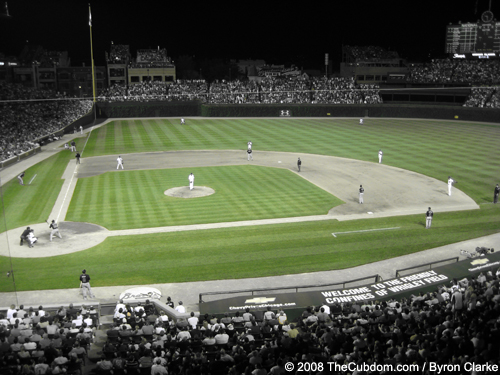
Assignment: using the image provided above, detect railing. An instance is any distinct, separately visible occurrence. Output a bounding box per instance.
[199,274,381,303]
[395,257,459,278]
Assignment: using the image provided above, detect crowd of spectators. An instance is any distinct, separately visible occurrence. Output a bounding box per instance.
[84,270,500,375]
[407,59,500,84]
[463,86,500,108]
[0,82,93,162]
[130,49,174,69]
[343,46,400,63]
[208,80,259,104]
[107,45,130,64]
[98,78,383,105]
[0,303,98,375]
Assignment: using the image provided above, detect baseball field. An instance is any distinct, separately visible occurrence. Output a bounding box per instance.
[1,117,499,292]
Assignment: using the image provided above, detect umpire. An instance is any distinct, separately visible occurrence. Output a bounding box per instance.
[20,227,31,246]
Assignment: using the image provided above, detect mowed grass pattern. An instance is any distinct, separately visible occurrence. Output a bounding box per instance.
[83,118,500,203]
[66,165,343,230]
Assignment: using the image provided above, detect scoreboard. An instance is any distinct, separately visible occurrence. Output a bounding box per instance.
[446,22,500,54]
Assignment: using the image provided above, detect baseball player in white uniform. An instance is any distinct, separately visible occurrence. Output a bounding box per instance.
[117,156,124,170]
[189,173,195,190]
[181,118,185,124]
[49,220,63,241]
[378,149,383,163]
[247,141,252,150]
[359,185,364,204]
[448,176,456,196]
[359,118,364,125]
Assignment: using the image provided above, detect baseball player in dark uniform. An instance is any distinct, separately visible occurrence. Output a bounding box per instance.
[70,141,76,152]
[297,158,301,172]
[75,152,81,164]
[494,184,500,204]
[426,207,433,229]
[80,269,95,300]
[247,148,253,161]
[359,185,364,204]
[20,227,31,246]
[17,172,25,185]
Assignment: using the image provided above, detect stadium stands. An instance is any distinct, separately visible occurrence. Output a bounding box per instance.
[2,270,499,374]
[0,82,92,162]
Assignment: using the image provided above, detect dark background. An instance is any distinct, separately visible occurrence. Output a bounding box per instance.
[0,0,497,69]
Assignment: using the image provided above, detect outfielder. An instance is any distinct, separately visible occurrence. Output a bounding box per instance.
[49,220,63,241]
[17,172,25,186]
[297,157,301,172]
[117,156,124,170]
[494,184,500,204]
[359,118,364,125]
[188,173,195,190]
[378,149,383,164]
[181,118,185,124]
[425,207,433,229]
[247,148,253,161]
[359,185,364,204]
[448,176,456,196]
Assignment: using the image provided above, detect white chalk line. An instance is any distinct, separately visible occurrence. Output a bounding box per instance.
[28,174,37,185]
[56,127,94,222]
[332,227,400,237]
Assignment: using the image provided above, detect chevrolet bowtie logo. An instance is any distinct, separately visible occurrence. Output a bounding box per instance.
[245,297,276,304]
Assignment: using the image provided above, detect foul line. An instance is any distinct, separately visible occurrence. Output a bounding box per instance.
[56,127,94,222]
[28,174,37,185]
[332,227,400,237]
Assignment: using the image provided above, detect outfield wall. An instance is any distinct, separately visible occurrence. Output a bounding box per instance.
[95,101,500,123]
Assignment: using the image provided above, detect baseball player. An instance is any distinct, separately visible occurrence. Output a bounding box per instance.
[378,149,383,164]
[75,152,81,164]
[117,156,124,170]
[359,118,364,125]
[70,140,76,152]
[20,227,31,246]
[181,118,185,124]
[426,207,433,229]
[49,220,63,241]
[494,184,500,204]
[359,185,364,204]
[448,176,456,196]
[188,173,194,190]
[17,172,25,185]
[297,157,301,172]
[80,125,83,134]
[247,148,253,161]
[247,141,252,150]
[80,269,95,300]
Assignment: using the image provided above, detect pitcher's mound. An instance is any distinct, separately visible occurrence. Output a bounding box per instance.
[164,186,215,198]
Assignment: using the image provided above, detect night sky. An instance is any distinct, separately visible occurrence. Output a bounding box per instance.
[0,0,497,69]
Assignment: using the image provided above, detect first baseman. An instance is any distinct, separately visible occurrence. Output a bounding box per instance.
[378,149,383,163]
[359,185,364,204]
[448,176,456,196]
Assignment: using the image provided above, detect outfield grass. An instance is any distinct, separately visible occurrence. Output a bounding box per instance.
[1,118,500,291]
[65,165,343,230]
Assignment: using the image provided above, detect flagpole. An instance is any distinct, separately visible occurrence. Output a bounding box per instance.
[89,3,96,102]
